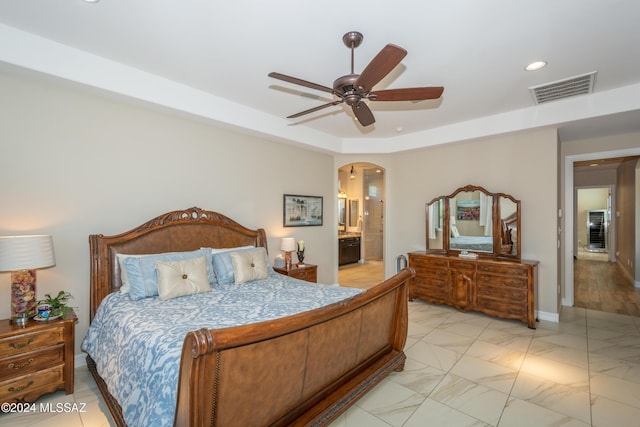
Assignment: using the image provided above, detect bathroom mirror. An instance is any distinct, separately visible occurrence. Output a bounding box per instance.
[425,185,521,259]
[349,199,359,228]
[338,198,346,231]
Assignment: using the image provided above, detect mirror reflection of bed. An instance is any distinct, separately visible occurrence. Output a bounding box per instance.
[449,190,494,253]
[426,186,521,258]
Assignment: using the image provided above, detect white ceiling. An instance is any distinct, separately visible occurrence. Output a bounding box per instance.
[1,0,639,154]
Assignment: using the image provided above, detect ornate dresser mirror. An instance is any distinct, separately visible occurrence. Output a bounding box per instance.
[412,184,536,328]
[425,184,521,259]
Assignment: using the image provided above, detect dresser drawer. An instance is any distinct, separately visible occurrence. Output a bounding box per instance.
[477,263,530,277]
[290,268,317,282]
[0,344,64,381]
[449,260,476,271]
[413,266,448,280]
[410,276,448,304]
[0,365,65,403]
[477,296,527,318]
[477,273,528,289]
[0,327,64,359]
[477,283,527,302]
[409,255,448,269]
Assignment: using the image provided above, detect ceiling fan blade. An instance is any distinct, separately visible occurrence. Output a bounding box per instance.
[352,101,375,127]
[369,86,444,101]
[268,72,339,96]
[286,100,343,119]
[354,44,407,93]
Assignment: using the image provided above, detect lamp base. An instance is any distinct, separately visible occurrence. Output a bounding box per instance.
[11,314,29,326]
[11,269,37,324]
[284,251,293,269]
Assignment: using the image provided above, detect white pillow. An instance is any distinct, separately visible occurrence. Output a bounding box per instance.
[156,256,211,300]
[230,249,269,285]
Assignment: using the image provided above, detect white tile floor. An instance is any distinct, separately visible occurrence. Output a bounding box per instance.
[4,301,640,426]
[331,301,640,427]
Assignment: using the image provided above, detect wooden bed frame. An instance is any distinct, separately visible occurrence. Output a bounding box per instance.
[87,207,414,426]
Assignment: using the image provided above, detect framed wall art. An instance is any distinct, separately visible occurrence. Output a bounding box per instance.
[283,194,323,227]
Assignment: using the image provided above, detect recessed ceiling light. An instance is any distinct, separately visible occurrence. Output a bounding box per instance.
[525,61,547,71]
[83,0,100,3]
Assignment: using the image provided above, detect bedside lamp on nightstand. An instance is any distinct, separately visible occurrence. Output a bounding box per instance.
[280,237,296,269]
[0,235,56,325]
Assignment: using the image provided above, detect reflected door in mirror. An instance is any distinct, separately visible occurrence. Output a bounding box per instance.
[426,198,444,251]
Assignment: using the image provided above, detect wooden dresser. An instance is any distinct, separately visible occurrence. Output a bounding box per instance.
[409,252,538,328]
[274,264,317,283]
[0,310,76,403]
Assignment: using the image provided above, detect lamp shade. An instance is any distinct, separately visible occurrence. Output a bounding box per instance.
[0,235,56,271]
[280,237,297,252]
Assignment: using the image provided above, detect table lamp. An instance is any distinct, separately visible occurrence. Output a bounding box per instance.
[0,235,56,325]
[280,237,296,269]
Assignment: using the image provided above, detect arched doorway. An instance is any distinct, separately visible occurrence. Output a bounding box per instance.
[337,162,385,288]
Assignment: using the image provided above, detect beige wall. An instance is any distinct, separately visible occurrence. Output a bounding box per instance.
[0,71,336,354]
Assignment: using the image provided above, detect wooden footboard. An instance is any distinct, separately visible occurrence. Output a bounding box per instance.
[174,267,414,427]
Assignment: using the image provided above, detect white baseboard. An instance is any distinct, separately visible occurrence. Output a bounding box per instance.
[536,310,559,323]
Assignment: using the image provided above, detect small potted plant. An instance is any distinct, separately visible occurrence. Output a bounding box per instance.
[37,291,74,320]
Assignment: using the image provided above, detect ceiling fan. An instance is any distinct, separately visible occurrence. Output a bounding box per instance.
[268,31,444,127]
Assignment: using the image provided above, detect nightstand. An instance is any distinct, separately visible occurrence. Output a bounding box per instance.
[274,264,317,283]
[0,309,76,404]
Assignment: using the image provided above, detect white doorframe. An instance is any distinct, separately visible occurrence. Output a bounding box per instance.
[564,147,640,307]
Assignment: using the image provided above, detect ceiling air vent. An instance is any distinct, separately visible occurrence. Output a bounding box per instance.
[529,71,597,104]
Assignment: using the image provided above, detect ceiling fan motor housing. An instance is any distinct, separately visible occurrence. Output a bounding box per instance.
[333,74,362,105]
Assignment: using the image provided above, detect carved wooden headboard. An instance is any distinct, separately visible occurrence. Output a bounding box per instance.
[88,207,267,321]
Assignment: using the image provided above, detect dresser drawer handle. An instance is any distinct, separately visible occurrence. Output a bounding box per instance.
[9,338,34,349]
[8,358,34,370]
[8,381,34,392]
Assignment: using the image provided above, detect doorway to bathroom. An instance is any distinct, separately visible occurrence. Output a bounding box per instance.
[337,163,385,288]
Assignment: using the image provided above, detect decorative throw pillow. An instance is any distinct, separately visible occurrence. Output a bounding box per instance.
[156,256,211,300]
[230,249,269,285]
[212,246,272,285]
[123,248,215,301]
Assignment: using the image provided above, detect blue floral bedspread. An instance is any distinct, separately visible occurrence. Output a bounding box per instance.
[81,274,363,427]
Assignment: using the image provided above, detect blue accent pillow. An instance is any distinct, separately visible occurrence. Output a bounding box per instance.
[123,249,215,301]
[211,246,273,286]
